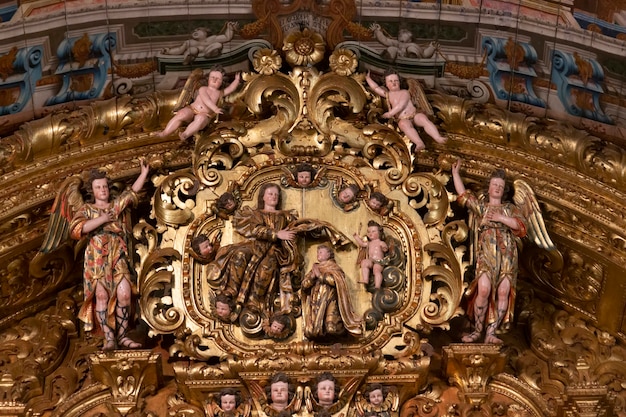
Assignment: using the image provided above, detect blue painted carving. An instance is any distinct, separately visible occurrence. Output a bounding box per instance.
[551,50,612,124]
[46,32,116,106]
[0,46,43,116]
[482,36,545,108]
[573,12,626,39]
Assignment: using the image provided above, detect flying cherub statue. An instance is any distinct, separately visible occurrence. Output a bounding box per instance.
[31,159,150,351]
[365,69,446,151]
[452,159,556,344]
[157,66,241,141]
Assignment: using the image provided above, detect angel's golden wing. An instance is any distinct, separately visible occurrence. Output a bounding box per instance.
[29,175,85,277]
[173,68,205,112]
[513,179,555,250]
[353,391,367,416]
[247,380,268,406]
[406,78,434,117]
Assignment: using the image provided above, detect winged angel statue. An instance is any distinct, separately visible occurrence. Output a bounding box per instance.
[451,159,555,344]
[31,160,150,351]
[364,69,447,151]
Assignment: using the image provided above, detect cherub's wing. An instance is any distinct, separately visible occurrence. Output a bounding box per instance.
[30,175,84,277]
[354,391,368,416]
[513,179,555,250]
[291,385,303,412]
[173,68,205,112]
[247,380,268,406]
[406,78,434,117]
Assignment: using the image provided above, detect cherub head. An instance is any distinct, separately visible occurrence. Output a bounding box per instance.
[314,372,340,407]
[192,234,214,258]
[367,192,388,212]
[207,65,226,90]
[192,27,211,41]
[366,220,384,241]
[266,372,294,411]
[383,68,402,92]
[217,192,237,213]
[267,313,290,337]
[219,387,241,413]
[365,383,384,406]
[338,184,359,205]
[398,28,413,43]
[294,163,316,187]
[215,294,235,322]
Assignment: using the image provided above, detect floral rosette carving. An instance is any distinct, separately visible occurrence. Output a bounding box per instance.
[283,28,325,67]
[329,48,358,76]
[252,48,282,75]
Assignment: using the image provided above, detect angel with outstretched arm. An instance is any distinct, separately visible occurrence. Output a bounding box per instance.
[68,159,150,350]
[452,158,554,344]
[365,69,446,151]
[158,66,241,141]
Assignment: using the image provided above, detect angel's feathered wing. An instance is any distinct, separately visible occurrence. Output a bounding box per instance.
[513,179,556,250]
[406,78,434,117]
[40,176,84,253]
[30,175,85,277]
[172,68,204,113]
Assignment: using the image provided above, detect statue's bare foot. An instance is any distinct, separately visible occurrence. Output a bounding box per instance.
[461,331,482,343]
[434,134,447,144]
[118,336,142,349]
[103,339,116,351]
[179,132,189,141]
[484,333,503,345]
[410,140,426,151]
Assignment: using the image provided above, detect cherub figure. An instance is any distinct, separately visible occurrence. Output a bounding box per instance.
[283,163,324,189]
[158,66,241,141]
[294,163,316,188]
[365,69,446,151]
[366,191,392,216]
[332,183,360,212]
[451,158,555,344]
[214,293,236,323]
[264,313,291,339]
[312,372,340,409]
[265,372,296,413]
[355,384,398,417]
[353,221,389,290]
[213,191,239,219]
[369,23,438,61]
[190,231,221,263]
[161,21,239,64]
[65,160,150,350]
[206,387,249,417]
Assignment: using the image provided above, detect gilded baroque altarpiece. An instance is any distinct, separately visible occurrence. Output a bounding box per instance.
[1,39,625,416]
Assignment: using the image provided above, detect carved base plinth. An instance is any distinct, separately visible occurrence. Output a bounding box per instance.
[556,383,616,417]
[0,402,25,417]
[89,350,163,416]
[442,343,506,408]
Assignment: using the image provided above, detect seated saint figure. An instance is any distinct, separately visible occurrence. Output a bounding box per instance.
[206,183,350,319]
